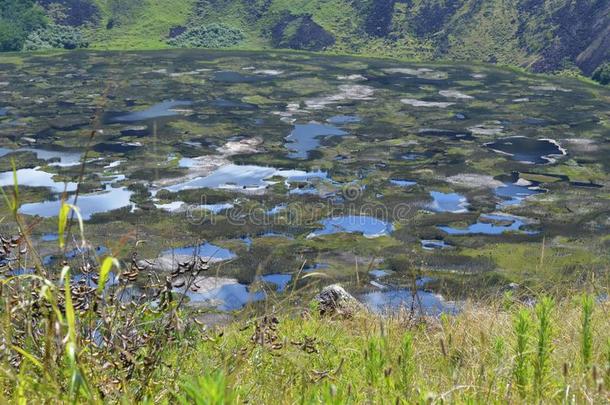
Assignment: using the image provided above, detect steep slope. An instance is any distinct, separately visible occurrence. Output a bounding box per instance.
[5,0,609,77]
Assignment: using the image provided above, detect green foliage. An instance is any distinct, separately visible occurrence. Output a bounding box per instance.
[106,0,144,27]
[167,24,245,48]
[398,332,415,392]
[513,309,531,397]
[592,63,610,85]
[364,335,386,386]
[37,0,100,26]
[581,294,594,370]
[0,0,46,51]
[24,23,89,51]
[179,372,235,405]
[533,297,554,397]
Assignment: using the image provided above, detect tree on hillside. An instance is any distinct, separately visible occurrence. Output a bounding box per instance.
[0,0,47,51]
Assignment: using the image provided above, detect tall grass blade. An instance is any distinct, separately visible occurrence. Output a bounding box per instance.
[513,308,531,396]
[58,203,71,249]
[581,294,594,371]
[62,266,91,400]
[98,256,120,295]
[58,203,86,250]
[533,296,554,398]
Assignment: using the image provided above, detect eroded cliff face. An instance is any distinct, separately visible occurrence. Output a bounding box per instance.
[524,0,610,74]
[30,0,610,75]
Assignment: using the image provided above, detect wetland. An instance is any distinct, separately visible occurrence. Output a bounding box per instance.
[0,49,609,313]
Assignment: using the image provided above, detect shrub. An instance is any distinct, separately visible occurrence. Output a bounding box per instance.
[24,24,88,51]
[513,309,531,396]
[533,297,554,398]
[592,63,610,85]
[167,24,245,48]
[581,294,594,370]
[0,0,47,51]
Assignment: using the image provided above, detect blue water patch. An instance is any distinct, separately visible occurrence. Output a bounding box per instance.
[19,186,133,220]
[429,191,469,213]
[308,216,393,238]
[369,269,390,278]
[495,182,545,206]
[267,204,287,215]
[260,273,292,292]
[390,179,417,188]
[421,239,451,250]
[107,100,192,123]
[185,283,265,311]
[0,168,78,193]
[327,115,361,125]
[360,289,459,315]
[41,233,59,242]
[285,122,347,159]
[163,242,236,261]
[438,214,537,235]
[165,164,328,192]
[178,157,197,168]
[485,137,565,164]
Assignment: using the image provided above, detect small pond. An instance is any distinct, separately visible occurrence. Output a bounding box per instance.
[106,100,192,123]
[438,214,537,235]
[428,191,469,213]
[360,289,459,315]
[285,122,347,159]
[308,215,393,238]
[19,185,133,220]
[485,137,566,164]
[165,164,328,192]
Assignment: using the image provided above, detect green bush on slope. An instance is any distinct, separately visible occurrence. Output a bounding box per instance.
[0,0,47,51]
[24,23,89,50]
[167,23,245,48]
[592,63,610,85]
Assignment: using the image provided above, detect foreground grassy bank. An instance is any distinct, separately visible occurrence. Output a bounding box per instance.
[2,282,609,403]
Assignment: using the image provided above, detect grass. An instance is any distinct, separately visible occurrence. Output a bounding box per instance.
[89,0,197,50]
[5,290,610,403]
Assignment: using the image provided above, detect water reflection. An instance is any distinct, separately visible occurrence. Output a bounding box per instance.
[285,122,347,159]
[308,216,393,238]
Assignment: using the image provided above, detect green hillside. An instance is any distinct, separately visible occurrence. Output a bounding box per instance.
[2,0,609,79]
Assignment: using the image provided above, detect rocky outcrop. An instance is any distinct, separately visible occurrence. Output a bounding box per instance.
[314,284,363,317]
[529,0,610,74]
[270,13,335,51]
